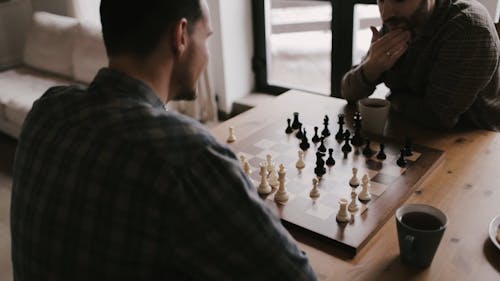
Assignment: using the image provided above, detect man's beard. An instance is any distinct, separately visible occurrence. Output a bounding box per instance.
[172,88,198,101]
[383,0,429,35]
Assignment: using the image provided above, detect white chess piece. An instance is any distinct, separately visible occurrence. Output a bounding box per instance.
[348,191,359,212]
[243,161,252,176]
[274,164,289,204]
[358,174,372,201]
[309,178,320,199]
[336,198,351,223]
[227,126,236,143]
[239,155,247,167]
[349,167,360,187]
[268,164,279,188]
[257,162,272,195]
[296,150,306,169]
[266,154,275,173]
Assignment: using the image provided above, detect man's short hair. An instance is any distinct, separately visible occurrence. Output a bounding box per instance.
[100,0,202,58]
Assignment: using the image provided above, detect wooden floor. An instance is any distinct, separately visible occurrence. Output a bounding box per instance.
[0,133,16,175]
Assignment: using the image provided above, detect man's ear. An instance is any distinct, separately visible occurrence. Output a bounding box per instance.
[173,18,189,56]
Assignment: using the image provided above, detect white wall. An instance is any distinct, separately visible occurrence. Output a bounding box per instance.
[207,0,254,114]
[477,0,500,20]
[0,0,32,69]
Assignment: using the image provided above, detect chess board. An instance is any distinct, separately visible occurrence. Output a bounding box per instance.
[230,121,445,256]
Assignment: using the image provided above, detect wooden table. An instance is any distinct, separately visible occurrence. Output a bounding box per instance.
[212,90,500,281]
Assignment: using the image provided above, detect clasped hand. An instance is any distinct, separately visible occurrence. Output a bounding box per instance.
[362,26,411,84]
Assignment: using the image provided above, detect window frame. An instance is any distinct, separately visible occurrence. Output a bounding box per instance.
[252,0,377,97]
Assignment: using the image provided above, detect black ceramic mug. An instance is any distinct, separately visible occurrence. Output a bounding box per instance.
[396,204,448,268]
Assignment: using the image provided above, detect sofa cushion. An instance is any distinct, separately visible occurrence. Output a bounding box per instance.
[23,11,79,78]
[72,20,107,84]
[0,67,73,127]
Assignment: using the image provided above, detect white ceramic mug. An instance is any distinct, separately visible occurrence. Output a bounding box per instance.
[357,98,391,136]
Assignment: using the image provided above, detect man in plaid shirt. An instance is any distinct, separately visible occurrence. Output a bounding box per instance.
[342,0,499,131]
[10,1,317,280]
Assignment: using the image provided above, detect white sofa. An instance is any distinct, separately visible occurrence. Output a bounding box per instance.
[0,11,107,139]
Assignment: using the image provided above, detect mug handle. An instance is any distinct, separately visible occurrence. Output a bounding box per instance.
[403,235,415,259]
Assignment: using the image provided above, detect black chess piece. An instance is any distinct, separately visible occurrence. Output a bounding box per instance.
[312,126,321,143]
[362,139,374,157]
[397,148,408,167]
[341,130,352,154]
[295,123,303,139]
[321,115,331,137]
[314,151,326,178]
[285,118,293,134]
[376,143,387,160]
[291,112,300,130]
[404,137,413,156]
[326,148,336,166]
[318,137,327,153]
[351,112,364,146]
[335,114,345,141]
[299,129,310,151]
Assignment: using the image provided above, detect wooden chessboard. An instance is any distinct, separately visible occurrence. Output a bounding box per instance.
[229,120,445,256]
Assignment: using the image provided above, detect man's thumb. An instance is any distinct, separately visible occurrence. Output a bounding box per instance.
[370,26,380,42]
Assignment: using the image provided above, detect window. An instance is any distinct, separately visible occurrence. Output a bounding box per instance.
[252,0,378,97]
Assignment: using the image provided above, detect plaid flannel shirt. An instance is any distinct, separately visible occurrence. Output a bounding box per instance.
[11,68,317,281]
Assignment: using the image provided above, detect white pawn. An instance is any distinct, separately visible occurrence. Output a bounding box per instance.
[309,178,320,199]
[257,162,272,195]
[274,164,289,204]
[349,167,360,187]
[239,155,247,167]
[348,191,359,212]
[227,126,236,143]
[336,198,351,223]
[296,150,306,169]
[358,174,372,201]
[243,161,252,177]
[266,154,275,173]
[268,164,279,188]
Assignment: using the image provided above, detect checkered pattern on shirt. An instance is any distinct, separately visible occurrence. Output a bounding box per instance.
[10,68,317,281]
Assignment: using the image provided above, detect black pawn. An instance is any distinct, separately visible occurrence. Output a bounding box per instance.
[291,112,300,130]
[397,148,408,167]
[326,148,336,166]
[314,152,326,178]
[295,123,303,139]
[404,137,413,156]
[285,118,293,134]
[318,137,327,153]
[321,115,331,137]
[299,129,310,151]
[312,126,321,143]
[341,130,352,154]
[376,143,387,160]
[362,139,374,157]
[335,114,345,141]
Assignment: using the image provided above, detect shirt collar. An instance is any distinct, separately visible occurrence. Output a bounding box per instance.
[89,68,165,110]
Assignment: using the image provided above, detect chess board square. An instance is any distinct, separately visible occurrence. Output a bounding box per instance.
[271,143,293,153]
[305,202,335,220]
[369,181,388,196]
[285,179,308,194]
[255,139,277,149]
[405,152,421,162]
[275,154,296,166]
[364,159,384,171]
[241,145,262,155]
[248,156,265,168]
[371,172,398,186]
[381,164,407,177]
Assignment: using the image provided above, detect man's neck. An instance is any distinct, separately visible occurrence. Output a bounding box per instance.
[108,55,171,104]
